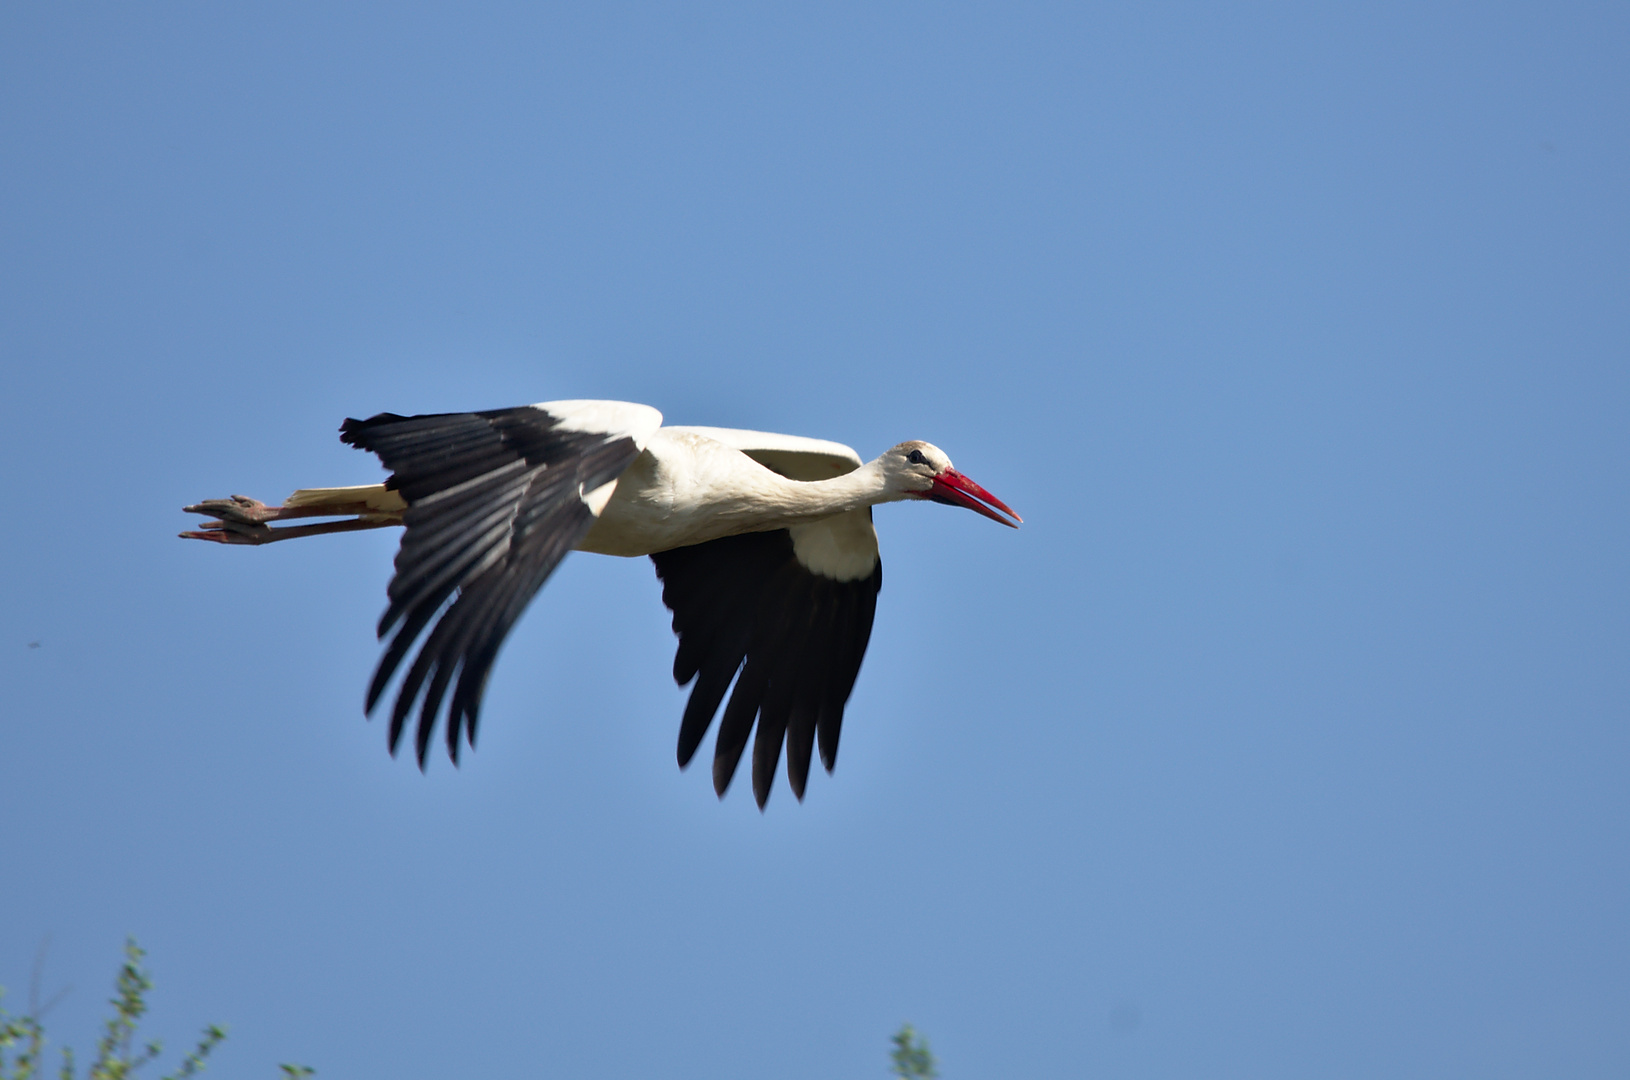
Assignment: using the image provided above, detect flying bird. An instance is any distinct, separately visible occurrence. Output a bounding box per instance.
[181,400,1020,807]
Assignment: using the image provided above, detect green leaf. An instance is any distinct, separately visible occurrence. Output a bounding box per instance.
[889,1023,939,1080]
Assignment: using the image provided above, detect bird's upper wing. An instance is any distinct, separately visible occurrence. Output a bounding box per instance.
[650,428,881,808]
[663,425,863,481]
[341,400,662,765]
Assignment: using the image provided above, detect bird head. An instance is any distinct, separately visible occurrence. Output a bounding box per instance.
[883,441,1021,527]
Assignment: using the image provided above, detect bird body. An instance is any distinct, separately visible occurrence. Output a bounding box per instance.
[183,399,1019,807]
[586,426,867,554]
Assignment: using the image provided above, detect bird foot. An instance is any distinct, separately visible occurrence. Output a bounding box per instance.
[181,494,400,544]
[180,496,284,544]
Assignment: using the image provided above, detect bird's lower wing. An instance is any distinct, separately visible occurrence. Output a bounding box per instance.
[651,514,882,808]
[342,401,660,765]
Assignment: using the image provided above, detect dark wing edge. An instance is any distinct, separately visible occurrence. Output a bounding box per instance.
[650,527,882,808]
[340,406,644,767]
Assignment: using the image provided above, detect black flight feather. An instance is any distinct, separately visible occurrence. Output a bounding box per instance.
[651,526,882,808]
[340,406,642,766]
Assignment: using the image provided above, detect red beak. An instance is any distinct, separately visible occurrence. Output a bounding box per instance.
[928,469,1022,528]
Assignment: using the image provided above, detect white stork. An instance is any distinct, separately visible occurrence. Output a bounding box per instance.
[181,400,1020,807]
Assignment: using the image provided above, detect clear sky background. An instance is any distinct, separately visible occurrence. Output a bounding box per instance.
[2,4,1626,1078]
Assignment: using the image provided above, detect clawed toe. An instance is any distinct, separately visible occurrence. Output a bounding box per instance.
[180,496,281,544]
[182,495,279,524]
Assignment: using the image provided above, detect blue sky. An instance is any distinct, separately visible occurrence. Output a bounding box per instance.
[2,4,1626,1077]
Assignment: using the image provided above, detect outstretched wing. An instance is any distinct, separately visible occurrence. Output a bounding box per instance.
[341,400,661,765]
[664,425,862,480]
[651,434,881,808]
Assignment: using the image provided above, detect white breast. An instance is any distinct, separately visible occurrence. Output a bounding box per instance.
[789,511,879,582]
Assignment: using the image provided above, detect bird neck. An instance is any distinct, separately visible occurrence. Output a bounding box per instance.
[762,459,901,521]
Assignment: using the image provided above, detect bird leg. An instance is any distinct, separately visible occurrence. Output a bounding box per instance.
[181,494,402,545]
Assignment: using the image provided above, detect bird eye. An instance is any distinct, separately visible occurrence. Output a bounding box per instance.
[907,449,927,465]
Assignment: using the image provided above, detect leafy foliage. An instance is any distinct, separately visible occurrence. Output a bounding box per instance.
[890,1023,938,1079]
[0,939,310,1080]
[9,940,932,1077]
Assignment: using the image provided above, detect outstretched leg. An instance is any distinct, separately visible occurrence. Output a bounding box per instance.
[181,486,405,545]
